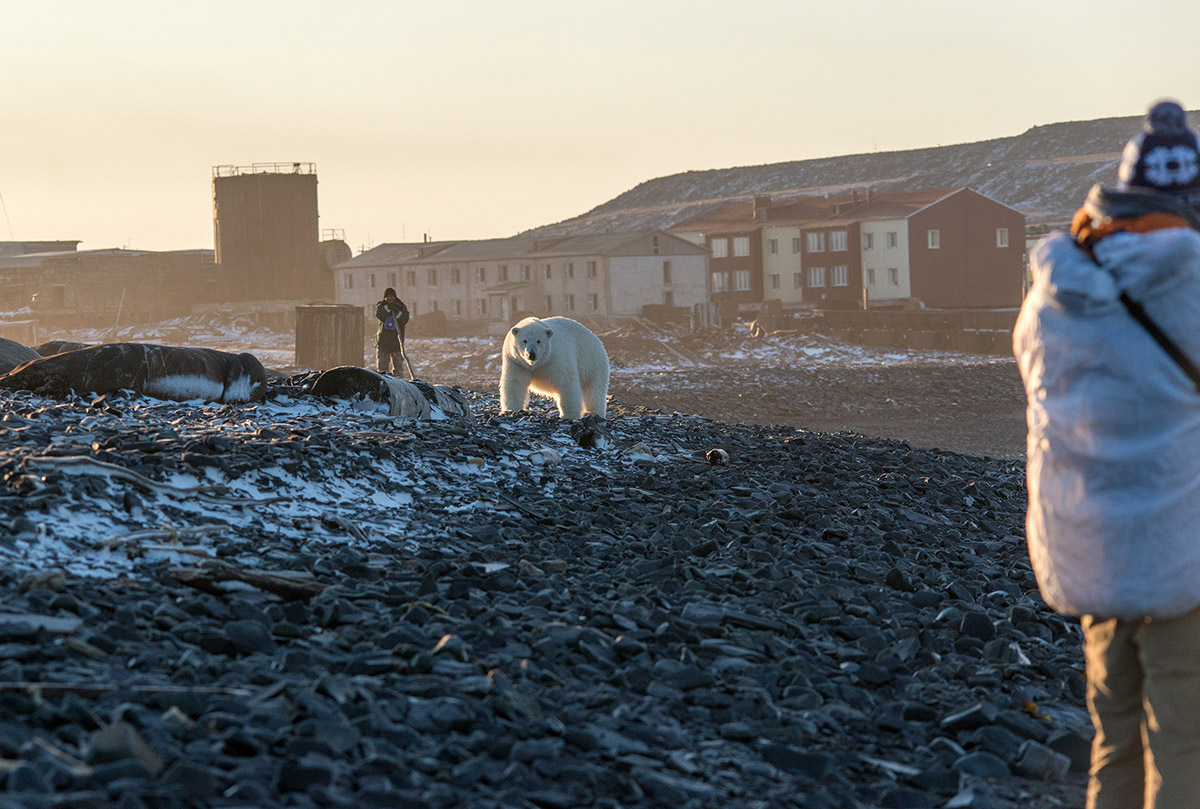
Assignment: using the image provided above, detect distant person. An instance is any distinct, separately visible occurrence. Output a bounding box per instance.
[1014,99,1200,809]
[375,287,413,379]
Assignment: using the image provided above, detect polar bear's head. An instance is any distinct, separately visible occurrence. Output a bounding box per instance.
[512,322,554,367]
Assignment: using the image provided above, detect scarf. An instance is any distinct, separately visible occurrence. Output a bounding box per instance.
[1071,184,1200,253]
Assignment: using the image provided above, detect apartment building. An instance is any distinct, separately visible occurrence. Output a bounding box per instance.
[671,187,1026,310]
[334,230,708,334]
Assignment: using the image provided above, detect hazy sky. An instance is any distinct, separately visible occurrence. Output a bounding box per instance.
[3,0,1198,253]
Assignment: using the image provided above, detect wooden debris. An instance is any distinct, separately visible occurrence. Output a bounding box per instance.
[169,560,326,601]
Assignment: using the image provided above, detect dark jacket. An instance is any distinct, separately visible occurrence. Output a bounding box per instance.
[376,298,410,351]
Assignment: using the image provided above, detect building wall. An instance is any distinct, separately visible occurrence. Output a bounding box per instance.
[800,223,862,307]
[28,251,215,325]
[335,263,401,332]
[212,172,322,302]
[609,254,707,315]
[860,219,912,302]
[907,190,1026,308]
[761,225,805,307]
[706,230,762,308]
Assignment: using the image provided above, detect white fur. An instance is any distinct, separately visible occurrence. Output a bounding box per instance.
[145,374,225,402]
[500,316,609,419]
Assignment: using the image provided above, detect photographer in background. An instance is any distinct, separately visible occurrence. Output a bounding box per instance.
[375,287,413,379]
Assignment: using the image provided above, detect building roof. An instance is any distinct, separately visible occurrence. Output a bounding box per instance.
[0,247,173,270]
[336,230,705,268]
[334,242,458,269]
[667,187,975,232]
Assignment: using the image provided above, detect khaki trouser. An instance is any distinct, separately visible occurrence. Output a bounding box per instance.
[376,345,410,378]
[1083,604,1200,809]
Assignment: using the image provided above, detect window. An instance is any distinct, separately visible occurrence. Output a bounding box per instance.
[587,261,597,278]
[830,231,847,252]
[430,300,439,312]
[863,233,874,250]
[996,228,1009,248]
[410,302,417,315]
[792,237,801,254]
[567,294,575,311]
[499,265,509,281]
[476,299,487,316]
[406,270,417,287]
[567,262,575,278]
[652,235,660,255]
[768,239,778,255]
[388,272,397,287]
[343,274,353,290]
[793,272,803,289]
[888,267,899,285]
[734,270,751,291]
[589,293,599,311]
[807,267,826,287]
[866,268,876,286]
[451,268,461,285]
[928,229,940,249]
[476,266,486,283]
[453,300,462,316]
[664,290,674,307]
[832,265,848,287]
[711,238,728,258]
[769,274,780,291]
[662,261,672,284]
[543,264,551,279]
[369,272,377,289]
[886,231,898,248]
[712,272,729,292]
[427,269,438,286]
[733,237,750,256]
[545,295,552,312]
[521,264,532,281]
[806,232,825,253]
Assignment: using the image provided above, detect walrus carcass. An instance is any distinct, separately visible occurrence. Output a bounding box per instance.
[0,343,268,403]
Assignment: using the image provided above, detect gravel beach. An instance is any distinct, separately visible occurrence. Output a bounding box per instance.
[0,322,1085,809]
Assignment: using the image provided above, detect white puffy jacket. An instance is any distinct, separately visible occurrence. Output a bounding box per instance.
[1015,227,1200,619]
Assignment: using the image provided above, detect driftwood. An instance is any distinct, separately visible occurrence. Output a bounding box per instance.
[95,525,224,551]
[27,456,291,506]
[170,560,325,601]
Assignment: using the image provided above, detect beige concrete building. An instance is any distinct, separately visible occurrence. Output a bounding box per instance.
[334,231,708,334]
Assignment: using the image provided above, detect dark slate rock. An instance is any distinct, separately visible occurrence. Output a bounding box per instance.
[952,751,1011,778]
[760,744,833,780]
[1046,727,1092,773]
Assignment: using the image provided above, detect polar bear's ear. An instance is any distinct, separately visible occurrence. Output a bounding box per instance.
[511,326,520,335]
[544,329,553,338]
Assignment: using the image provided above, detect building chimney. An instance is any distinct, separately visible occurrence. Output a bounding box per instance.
[753,195,771,222]
[866,187,873,203]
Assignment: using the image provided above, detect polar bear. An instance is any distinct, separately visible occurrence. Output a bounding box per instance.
[500,316,609,419]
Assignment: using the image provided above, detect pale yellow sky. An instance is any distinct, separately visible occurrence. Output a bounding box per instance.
[2,0,1197,252]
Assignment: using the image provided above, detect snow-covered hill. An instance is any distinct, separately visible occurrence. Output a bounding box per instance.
[528,110,1200,237]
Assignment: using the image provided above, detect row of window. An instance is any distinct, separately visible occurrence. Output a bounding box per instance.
[741,227,1012,258]
[343,270,399,291]
[710,237,750,258]
[749,267,905,291]
[411,292,603,318]
[710,270,752,293]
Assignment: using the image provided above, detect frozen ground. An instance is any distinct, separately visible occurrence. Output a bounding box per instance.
[42,314,1029,460]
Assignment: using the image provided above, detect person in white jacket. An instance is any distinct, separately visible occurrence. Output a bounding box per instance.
[1014,99,1200,809]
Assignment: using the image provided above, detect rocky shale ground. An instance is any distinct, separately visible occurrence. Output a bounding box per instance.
[0,324,1088,809]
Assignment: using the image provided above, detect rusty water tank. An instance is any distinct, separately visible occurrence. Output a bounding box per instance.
[295,304,364,369]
